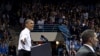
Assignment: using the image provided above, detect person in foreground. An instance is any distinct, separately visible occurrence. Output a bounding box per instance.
[18,19,34,56]
[76,29,98,56]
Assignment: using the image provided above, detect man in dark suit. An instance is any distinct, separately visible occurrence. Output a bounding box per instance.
[76,29,98,56]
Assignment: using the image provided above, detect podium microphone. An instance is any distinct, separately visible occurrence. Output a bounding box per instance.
[40,35,48,43]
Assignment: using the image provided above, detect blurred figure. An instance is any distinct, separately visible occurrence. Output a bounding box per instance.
[37,18,45,31]
[69,41,76,56]
[8,42,16,56]
[19,15,25,28]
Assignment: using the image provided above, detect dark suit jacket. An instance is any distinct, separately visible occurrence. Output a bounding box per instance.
[87,52,97,56]
[76,45,94,56]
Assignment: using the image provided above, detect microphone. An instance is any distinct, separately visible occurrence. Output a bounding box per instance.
[40,35,48,43]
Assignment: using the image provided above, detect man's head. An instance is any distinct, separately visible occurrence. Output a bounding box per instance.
[24,19,34,30]
[81,29,98,47]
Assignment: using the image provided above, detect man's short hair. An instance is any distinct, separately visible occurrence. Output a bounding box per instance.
[24,19,33,27]
[24,19,33,24]
[81,29,95,43]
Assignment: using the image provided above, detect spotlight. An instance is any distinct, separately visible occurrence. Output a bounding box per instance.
[56,41,59,45]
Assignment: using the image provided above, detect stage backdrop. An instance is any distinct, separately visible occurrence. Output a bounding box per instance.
[31,32,64,41]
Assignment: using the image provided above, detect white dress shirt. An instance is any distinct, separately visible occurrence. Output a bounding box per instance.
[84,44,95,53]
[18,28,31,51]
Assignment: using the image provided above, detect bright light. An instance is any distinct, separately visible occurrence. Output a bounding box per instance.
[56,41,59,45]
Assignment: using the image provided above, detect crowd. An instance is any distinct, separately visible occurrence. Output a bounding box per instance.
[0,0,100,29]
[0,0,100,56]
[0,16,11,56]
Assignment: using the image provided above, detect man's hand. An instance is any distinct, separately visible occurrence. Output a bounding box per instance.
[21,38,26,45]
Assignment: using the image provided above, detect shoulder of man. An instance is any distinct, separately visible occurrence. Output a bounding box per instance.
[76,46,91,56]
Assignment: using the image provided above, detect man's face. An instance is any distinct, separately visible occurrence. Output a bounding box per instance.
[26,20,34,30]
[91,33,98,47]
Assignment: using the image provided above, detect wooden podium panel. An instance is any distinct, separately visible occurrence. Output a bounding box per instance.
[31,43,52,56]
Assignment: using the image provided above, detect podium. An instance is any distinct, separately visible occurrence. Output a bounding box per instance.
[31,43,52,56]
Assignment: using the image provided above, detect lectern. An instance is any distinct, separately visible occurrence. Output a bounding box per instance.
[31,43,52,56]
